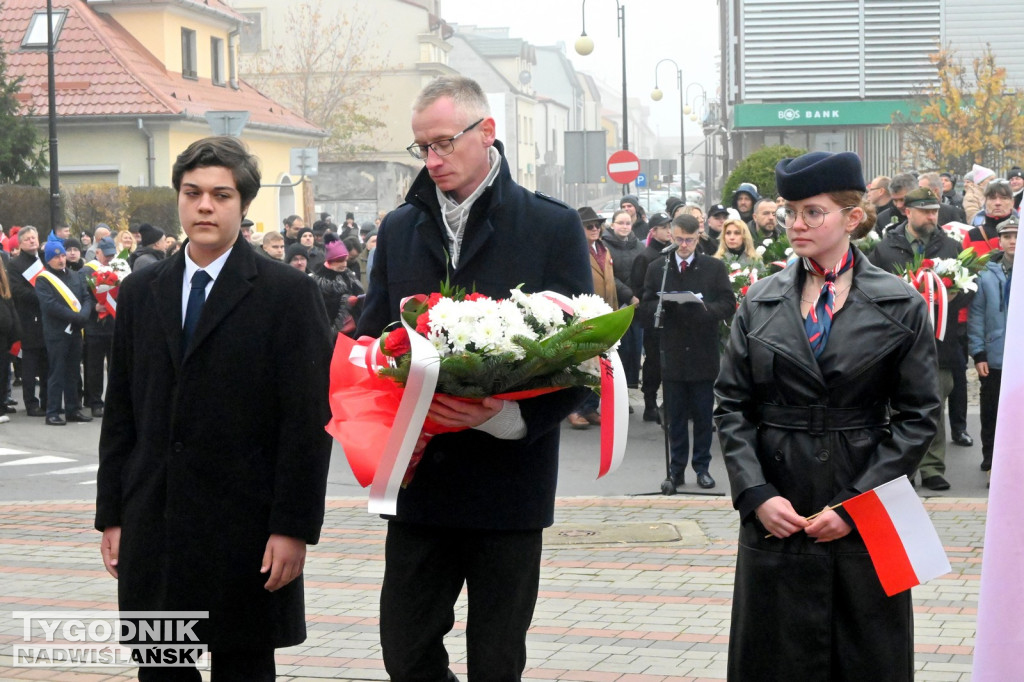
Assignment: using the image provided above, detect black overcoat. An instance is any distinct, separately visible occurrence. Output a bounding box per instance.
[7,251,45,349]
[94,235,333,650]
[357,143,594,531]
[714,249,941,681]
[639,253,735,382]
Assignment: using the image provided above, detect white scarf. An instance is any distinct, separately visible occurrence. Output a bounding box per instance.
[435,146,501,268]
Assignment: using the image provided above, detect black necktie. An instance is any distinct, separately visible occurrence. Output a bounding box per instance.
[182,270,212,353]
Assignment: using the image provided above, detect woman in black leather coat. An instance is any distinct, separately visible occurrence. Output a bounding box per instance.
[714,151,942,681]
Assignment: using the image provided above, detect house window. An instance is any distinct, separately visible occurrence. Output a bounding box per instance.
[181,28,197,79]
[22,9,67,49]
[239,12,263,54]
[211,36,225,86]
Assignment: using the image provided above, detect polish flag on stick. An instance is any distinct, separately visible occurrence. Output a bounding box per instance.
[21,259,43,285]
[973,254,1024,681]
[843,475,951,597]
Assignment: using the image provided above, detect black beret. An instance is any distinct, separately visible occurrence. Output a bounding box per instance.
[775,151,866,201]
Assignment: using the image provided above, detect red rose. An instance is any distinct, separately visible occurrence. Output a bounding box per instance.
[383,328,411,357]
[416,312,430,335]
[740,285,749,296]
[942,277,953,288]
[920,259,934,269]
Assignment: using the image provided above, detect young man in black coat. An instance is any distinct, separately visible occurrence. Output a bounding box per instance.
[640,214,735,490]
[358,75,593,682]
[6,227,48,415]
[95,137,333,680]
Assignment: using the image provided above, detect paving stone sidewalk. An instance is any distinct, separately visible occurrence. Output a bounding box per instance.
[0,496,984,681]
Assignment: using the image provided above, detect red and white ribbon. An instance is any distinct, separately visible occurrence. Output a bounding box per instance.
[598,351,628,477]
[367,299,440,515]
[909,268,948,341]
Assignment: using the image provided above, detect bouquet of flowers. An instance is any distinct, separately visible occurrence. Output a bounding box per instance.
[725,260,759,305]
[327,285,634,513]
[755,233,795,275]
[853,229,881,255]
[895,249,990,339]
[85,257,130,319]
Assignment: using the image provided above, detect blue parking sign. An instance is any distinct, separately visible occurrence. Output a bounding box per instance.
[636,173,647,188]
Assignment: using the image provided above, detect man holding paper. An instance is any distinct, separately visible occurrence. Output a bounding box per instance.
[640,213,734,490]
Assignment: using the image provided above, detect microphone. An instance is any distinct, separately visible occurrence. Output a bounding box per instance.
[661,242,678,254]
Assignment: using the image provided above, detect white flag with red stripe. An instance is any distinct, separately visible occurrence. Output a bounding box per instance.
[21,259,43,285]
[843,475,951,596]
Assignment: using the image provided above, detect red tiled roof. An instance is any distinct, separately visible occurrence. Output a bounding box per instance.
[2,0,323,136]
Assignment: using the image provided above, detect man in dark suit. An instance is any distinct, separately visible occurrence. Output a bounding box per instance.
[641,214,735,490]
[6,226,48,416]
[358,75,592,682]
[95,136,333,681]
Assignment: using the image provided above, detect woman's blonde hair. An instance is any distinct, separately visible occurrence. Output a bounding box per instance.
[115,230,136,253]
[714,219,759,261]
[0,261,11,299]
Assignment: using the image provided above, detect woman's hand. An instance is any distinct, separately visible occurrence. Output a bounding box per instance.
[755,497,807,538]
[804,508,852,543]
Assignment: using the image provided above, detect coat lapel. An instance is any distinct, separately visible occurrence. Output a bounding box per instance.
[183,237,257,363]
[747,265,826,386]
[152,253,187,373]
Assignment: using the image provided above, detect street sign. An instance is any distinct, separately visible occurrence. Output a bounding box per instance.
[607,150,640,185]
[636,173,647,188]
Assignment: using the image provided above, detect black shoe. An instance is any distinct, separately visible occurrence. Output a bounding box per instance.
[66,411,94,423]
[91,406,104,419]
[981,456,992,472]
[4,405,15,414]
[4,397,16,406]
[952,432,973,447]
[671,469,686,487]
[26,406,46,417]
[45,415,66,426]
[921,475,950,491]
[642,406,661,423]
[697,472,716,489]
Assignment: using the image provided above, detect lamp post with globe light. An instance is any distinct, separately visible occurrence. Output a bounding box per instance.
[575,0,629,168]
[651,58,685,198]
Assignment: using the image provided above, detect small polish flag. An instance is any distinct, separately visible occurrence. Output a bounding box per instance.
[21,259,43,285]
[843,475,951,596]
[8,341,20,358]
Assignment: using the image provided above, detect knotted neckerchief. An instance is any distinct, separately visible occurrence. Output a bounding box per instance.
[802,247,855,358]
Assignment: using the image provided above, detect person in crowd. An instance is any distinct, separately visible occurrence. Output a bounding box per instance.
[602,208,643,388]
[750,197,783,243]
[716,151,940,681]
[964,179,1018,254]
[568,207,616,429]
[128,224,167,272]
[730,182,760,225]
[665,196,685,218]
[240,218,255,244]
[115,230,136,255]
[35,239,93,425]
[7,226,47,416]
[867,175,892,211]
[641,213,734,491]
[64,238,85,271]
[80,232,93,249]
[620,194,648,241]
[874,172,917,234]
[285,244,309,273]
[631,212,673,423]
[1007,166,1024,210]
[358,229,377,290]
[282,214,304,247]
[963,164,997,224]
[96,136,333,681]
[312,212,334,235]
[870,186,967,490]
[81,237,117,419]
[260,230,286,260]
[714,218,761,265]
[705,203,729,245]
[340,212,359,241]
[298,227,325,271]
[0,264,19,424]
[940,173,963,210]
[968,216,1016,475]
[919,171,966,224]
[357,75,591,682]
[343,237,362,282]
[310,234,363,337]
[84,224,110,262]
[685,204,717,255]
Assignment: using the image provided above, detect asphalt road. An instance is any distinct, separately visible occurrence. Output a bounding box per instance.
[0,394,992,504]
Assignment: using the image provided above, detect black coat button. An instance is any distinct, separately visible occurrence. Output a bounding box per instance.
[816,449,830,462]
[173,442,184,453]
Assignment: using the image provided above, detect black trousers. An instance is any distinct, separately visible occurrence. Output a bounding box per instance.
[44,334,82,417]
[641,327,661,404]
[136,648,275,681]
[83,334,113,407]
[380,520,543,682]
[947,334,968,434]
[20,345,47,408]
[979,368,1002,461]
[663,379,715,475]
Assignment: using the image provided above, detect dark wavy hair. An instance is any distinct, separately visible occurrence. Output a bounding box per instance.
[172,136,261,208]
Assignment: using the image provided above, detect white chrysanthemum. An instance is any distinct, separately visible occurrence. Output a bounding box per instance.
[730,261,742,271]
[570,294,613,320]
[427,298,460,334]
[427,331,451,356]
[447,325,473,353]
[762,238,773,247]
[517,292,564,330]
[755,245,767,256]
[470,314,504,350]
[785,247,793,256]
[578,356,602,378]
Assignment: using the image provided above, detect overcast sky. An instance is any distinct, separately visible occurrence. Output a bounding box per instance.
[439,0,723,137]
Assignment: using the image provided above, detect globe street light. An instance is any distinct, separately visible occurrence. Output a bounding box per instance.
[576,0,629,161]
[651,58,685,198]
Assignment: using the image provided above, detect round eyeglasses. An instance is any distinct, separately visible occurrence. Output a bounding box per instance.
[777,206,857,229]
[406,119,484,160]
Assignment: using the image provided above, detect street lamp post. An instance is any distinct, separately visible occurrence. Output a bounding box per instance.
[650,59,685,199]
[575,0,629,194]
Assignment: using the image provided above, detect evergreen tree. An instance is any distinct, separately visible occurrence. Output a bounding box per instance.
[0,36,47,186]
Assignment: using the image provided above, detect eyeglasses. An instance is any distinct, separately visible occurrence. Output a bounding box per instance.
[673,237,698,245]
[777,206,857,229]
[584,224,603,230]
[406,119,484,160]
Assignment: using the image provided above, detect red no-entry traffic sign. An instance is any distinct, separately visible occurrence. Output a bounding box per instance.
[607,150,640,185]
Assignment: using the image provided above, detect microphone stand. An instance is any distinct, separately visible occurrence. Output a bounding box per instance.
[654,252,679,495]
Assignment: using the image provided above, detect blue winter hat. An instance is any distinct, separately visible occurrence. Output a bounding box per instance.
[775,151,866,201]
[44,240,66,261]
[733,182,761,202]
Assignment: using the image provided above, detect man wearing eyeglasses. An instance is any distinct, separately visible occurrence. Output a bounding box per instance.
[357,75,592,682]
[870,187,968,491]
[640,214,734,492]
[866,175,891,211]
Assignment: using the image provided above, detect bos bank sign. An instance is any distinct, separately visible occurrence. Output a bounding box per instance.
[734,100,916,128]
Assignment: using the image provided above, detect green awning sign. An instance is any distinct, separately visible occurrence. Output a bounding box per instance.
[734,100,918,128]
